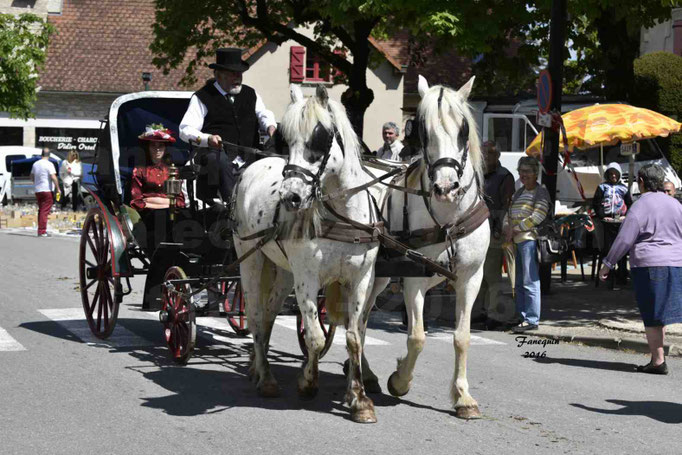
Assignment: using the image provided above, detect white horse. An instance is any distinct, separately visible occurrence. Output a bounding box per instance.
[233,85,383,423]
[362,75,490,419]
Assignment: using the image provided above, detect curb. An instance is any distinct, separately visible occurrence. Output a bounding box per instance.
[530,329,682,357]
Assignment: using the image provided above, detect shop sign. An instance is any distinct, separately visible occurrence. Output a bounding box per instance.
[35,128,99,154]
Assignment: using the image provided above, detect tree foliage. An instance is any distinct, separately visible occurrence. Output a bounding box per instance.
[0,13,53,119]
[457,0,679,100]
[633,51,682,173]
[150,0,470,134]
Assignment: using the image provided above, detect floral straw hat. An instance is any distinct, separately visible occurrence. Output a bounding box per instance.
[138,123,176,144]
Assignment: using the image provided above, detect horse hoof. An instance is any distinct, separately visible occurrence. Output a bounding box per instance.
[257,381,280,398]
[387,372,408,397]
[364,379,382,394]
[351,408,377,424]
[297,385,319,400]
[455,405,482,420]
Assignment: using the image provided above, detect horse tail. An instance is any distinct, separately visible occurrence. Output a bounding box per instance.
[324,281,345,325]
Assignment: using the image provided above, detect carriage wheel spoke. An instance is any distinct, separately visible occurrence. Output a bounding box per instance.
[84,259,96,268]
[86,234,98,262]
[103,288,109,325]
[85,278,97,291]
[96,283,103,331]
[89,284,101,317]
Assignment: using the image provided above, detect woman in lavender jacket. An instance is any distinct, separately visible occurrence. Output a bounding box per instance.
[598,164,682,375]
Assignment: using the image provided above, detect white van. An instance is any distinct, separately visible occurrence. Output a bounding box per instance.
[471,101,682,210]
[0,146,42,204]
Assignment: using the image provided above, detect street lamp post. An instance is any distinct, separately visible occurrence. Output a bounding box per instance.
[141,72,152,91]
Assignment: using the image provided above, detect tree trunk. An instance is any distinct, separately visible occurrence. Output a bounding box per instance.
[595,10,640,102]
[340,25,374,141]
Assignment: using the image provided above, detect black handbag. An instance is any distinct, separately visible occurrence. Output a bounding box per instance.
[536,225,568,265]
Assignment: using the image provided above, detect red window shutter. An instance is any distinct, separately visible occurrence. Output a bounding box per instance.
[674,20,682,56]
[290,46,305,82]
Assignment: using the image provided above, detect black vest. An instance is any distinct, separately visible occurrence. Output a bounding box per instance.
[195,80,260,154]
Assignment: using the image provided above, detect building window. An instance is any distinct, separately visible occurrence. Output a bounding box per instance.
[290,46,334,83]
[0,127,23,146]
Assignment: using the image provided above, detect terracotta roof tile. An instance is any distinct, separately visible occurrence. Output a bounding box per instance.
[39,0,212,93]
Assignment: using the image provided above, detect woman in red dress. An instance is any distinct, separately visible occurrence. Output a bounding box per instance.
[131,124,186,253]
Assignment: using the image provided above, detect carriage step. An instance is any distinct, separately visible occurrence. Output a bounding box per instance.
[375,257,435,278]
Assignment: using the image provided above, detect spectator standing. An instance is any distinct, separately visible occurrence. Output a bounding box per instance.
[599,164,682,375]
[509,156,551,333]
[663,180,682,204]
[592,162,632,284]
[30,148,60,237]
[375,122,404,161]
[473,141,516,329]
[59,150,82,211]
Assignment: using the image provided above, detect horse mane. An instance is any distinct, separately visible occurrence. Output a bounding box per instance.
[280,95,362,172]
[279,91,364,240]
[417,85,483,185]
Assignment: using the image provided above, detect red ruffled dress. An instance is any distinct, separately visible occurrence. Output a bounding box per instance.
[130,164,185,211]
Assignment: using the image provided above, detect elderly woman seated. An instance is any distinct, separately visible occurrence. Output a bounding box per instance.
[130,124,186,254]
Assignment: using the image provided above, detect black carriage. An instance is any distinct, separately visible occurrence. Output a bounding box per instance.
[78,91,334,363]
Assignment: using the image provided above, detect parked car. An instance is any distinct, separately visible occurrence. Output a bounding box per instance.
[9,156,61,202]
[0,146,42,204]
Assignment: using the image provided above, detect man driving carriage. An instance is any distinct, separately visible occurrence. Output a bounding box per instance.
[179,48,277,204]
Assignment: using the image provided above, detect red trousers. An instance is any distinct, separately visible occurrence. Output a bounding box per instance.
[35,191,53,235]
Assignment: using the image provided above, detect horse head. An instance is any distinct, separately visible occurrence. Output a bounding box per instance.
[417,75,483,203]
[279,85,356,212]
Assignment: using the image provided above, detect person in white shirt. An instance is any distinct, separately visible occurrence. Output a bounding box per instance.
[59,150,82,210]
[30,148,61,237]
[179,47,277,203]
[375,122,404,161]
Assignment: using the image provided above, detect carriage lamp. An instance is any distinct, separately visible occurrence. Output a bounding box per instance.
[164,163,182,220]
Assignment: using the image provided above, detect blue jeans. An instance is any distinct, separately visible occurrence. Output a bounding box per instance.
[515,240,541,325]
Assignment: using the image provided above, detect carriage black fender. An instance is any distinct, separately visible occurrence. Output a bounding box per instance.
[84,187,133,278]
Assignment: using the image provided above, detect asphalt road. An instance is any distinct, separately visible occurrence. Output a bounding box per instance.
[1,231,681,455]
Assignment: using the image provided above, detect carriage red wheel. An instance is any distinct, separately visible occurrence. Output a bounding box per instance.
[297,296,336,359]
[222,281,249,337]
[161,267,196,365]
[79,208,121,339]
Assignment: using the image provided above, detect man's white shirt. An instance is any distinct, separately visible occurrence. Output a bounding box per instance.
[376,139,404,161]
[31,159,56,193]
[179,81,276,148]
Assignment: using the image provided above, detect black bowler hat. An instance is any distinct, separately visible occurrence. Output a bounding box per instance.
[208,48,250,72]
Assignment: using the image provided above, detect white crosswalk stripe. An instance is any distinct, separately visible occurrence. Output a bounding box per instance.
[274,315,390,346]
[429,332,506,346]
[39,308,155,348]
[0,327,26,352]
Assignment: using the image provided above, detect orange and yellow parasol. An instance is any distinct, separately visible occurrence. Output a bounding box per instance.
[526,104,681,157]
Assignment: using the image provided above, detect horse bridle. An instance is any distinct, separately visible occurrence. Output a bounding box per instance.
[419,87,470,182]
[281,121,345,203]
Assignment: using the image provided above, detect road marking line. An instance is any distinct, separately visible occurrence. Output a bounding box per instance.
[0,327,26,352]
[39,308,155,348]
[429,332,506,346]
[274,315,390,346]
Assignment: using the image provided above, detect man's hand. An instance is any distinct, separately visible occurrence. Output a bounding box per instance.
[208,134,222,148]
[598,264,610,281]
[267,125,276,137]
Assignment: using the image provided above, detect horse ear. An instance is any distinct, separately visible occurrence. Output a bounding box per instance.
[315,85,329,108]
[417,75,429,99]
[458,76,475,100]
[290,84,304,103]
